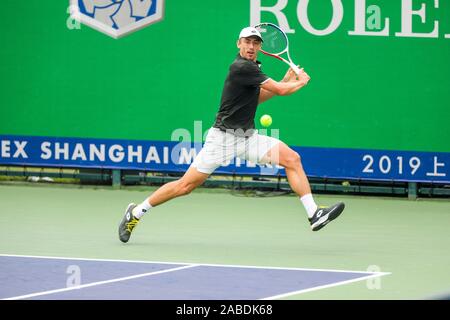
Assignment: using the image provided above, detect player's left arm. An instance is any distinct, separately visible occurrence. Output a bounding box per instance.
[258,86,275,104]
[258,67,299,104]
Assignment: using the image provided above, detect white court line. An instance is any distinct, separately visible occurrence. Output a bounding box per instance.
[261,272,391,300]
[3,264,199,300]
[1,253,391,300]
[0,253,386,275]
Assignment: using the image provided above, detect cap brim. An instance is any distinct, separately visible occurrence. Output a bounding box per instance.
[241,35,263,42]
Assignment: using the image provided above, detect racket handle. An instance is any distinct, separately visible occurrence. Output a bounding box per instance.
[289,63,301,75]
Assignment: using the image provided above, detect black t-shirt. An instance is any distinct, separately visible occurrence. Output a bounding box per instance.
[213,54,269,135]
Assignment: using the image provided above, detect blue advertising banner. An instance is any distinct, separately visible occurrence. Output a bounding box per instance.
[1,135,449,183]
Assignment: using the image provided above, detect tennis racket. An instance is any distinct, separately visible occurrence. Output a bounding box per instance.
[254,22,301,75]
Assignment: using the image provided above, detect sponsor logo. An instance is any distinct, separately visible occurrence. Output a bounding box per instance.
[250,0,450,39]
[70,0,164,38]
[316,209,324,217]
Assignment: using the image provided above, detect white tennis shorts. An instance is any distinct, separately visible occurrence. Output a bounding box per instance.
[191,127,281,174]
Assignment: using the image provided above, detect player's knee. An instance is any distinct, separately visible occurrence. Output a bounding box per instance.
[283,151,301,169]
[177,181,196,196]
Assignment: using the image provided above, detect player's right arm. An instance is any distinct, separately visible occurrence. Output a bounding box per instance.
[261,70,310,96]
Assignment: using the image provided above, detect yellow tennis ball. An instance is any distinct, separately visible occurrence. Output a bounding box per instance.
[260,114,272,127]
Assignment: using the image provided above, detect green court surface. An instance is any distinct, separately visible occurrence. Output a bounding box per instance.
[0,182,449,300]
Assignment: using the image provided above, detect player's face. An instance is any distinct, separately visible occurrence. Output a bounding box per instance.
[237,37,262,61]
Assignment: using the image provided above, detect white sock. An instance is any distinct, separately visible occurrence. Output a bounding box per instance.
[300,194,317,218]
[132,199,152,219]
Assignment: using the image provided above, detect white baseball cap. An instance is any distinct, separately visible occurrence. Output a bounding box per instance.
[238,27,263,42]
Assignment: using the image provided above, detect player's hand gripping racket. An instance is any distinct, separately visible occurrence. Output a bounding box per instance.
[254,22,301,75]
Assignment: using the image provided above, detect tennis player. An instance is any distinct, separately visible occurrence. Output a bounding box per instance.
[119,26,345,243]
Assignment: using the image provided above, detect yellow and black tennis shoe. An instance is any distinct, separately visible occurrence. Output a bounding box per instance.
[118,203,140,243]
[309,202,345,231]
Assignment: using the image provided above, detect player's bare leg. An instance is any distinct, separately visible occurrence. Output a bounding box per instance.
[263,142,311,197]
[148,166,210,206]
[118,166,209,242]
[263,142,345,231]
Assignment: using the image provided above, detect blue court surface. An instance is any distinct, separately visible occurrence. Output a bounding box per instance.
[0,255,389,300]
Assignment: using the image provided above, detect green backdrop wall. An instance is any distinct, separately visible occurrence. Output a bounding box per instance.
[1,0,449,152]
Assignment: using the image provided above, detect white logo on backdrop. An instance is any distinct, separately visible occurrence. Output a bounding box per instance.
[69,0,164,38]
[250,0,449,39]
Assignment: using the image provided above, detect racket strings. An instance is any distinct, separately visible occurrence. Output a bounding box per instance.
[256,25,287,55]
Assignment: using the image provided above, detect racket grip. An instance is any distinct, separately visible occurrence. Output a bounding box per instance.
[290,63,301,75]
